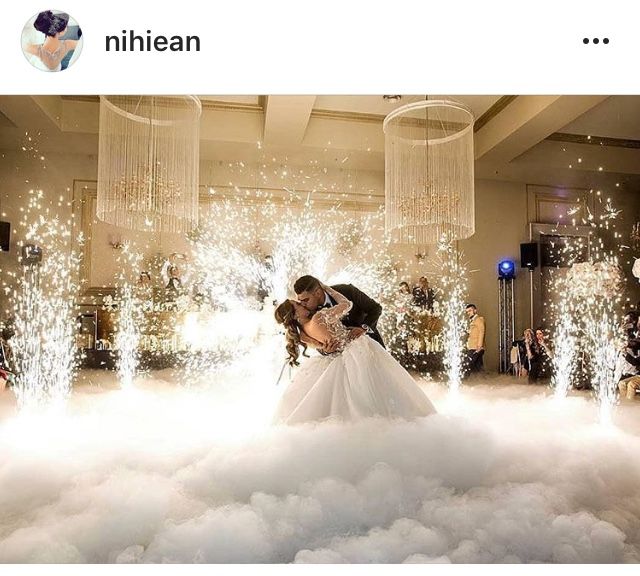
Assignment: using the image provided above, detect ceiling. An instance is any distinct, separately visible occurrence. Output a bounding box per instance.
[196,95,501,119]
[560,97,640,141]
[1,95,640,191]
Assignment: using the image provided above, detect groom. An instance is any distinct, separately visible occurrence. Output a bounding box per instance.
[294,275,385,353]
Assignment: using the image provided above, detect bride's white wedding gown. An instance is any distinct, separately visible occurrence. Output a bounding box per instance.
[273,291,436,425]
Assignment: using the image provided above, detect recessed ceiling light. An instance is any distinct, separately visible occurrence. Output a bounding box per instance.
[383,95,402,101]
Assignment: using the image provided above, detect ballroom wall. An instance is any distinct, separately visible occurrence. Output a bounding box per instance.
[0,150,96,292]
[460,179,530,370]
[1,149,638,371]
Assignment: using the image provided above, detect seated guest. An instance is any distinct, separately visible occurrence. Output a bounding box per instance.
[136,271,153,299]
[619,375,640,401]
[616,344,639,381]
[510,341,522,377]
[256,255,274,307]
[412,276,435,312]
[161,253,189,287]
[0,326,16,390]
[524,328,543,383]
[535,327,553,379]
[617,313,640,400]
[465,303,485,373]
[165,265,183,296]
[510,338,528,378]
[624,310,640,346]
[396,281,413,314]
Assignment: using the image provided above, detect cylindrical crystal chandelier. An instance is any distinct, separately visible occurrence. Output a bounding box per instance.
[97,95,202,233]
[383,99,475,244]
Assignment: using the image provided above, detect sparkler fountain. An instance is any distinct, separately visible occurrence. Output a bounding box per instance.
[115,282,140,389]
[545,194,625,423]
[548,237,584,402]
[185,194,395,384]
[113,247,144,390]
[566,258,623,425]
[10,190,81,410]
[437,236,468,401]
[550,284,578,402]
[591,299,621,426]
[267,206,332,303]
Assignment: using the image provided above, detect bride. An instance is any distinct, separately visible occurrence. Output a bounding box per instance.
[23,11,79,72]
[273,283,436,424]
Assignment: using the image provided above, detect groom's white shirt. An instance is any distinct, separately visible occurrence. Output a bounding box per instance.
[323,292,333,308]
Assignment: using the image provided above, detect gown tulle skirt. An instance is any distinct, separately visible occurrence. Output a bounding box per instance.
[273,336,436,425]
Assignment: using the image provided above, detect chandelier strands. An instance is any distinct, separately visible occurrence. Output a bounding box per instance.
[384,100,475,245]
[97,95,201,234]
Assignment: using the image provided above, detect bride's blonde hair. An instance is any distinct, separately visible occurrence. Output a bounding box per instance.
[274,300,309,366]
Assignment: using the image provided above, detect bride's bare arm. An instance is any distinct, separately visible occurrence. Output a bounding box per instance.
[321,283,366,342]
[320,284,353,316]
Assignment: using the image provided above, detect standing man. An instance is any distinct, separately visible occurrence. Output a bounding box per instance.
[465,303,485,372]
[412,276,435,312]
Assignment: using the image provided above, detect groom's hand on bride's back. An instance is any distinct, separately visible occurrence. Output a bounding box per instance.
[347,327,366,341]
[320,338,340,354]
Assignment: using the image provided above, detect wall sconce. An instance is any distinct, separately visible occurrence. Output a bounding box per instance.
[108,235,123,250]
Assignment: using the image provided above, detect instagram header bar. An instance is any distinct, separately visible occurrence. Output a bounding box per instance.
[3,0,639,94]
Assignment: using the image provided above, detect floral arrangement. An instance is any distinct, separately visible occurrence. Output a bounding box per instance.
[566,260,622,298]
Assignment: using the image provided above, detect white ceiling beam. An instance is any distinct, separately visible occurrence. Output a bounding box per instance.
[474,95,609,164]
[0,96,63,133]
[263,96,316,146]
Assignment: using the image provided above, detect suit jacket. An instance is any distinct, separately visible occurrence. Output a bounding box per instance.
[467,315,485,350]
[329,283,385,347]
[412,286,435,311]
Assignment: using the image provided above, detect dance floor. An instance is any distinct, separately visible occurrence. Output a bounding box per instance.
[1,369,639,563]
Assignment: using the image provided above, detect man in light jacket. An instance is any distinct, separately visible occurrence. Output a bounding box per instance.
[465,303,485,373]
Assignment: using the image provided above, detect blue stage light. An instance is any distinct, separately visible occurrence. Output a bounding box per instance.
[498,259,515,279]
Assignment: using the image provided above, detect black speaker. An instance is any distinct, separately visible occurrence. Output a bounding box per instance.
[520,242,538,270]
[0,221,9,252]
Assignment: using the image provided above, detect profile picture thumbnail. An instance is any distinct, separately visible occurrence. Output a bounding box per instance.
[21,10,83,72]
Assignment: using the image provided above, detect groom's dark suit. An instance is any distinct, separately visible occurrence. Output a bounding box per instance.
[327,284,385,348]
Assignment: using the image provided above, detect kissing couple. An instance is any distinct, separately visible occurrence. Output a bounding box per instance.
[273,275,436,425]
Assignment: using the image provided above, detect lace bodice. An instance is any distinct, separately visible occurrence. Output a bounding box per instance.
[313,287,353,352]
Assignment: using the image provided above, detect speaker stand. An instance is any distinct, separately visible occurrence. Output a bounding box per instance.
[528,267,534,328]
[498,276,515,373]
